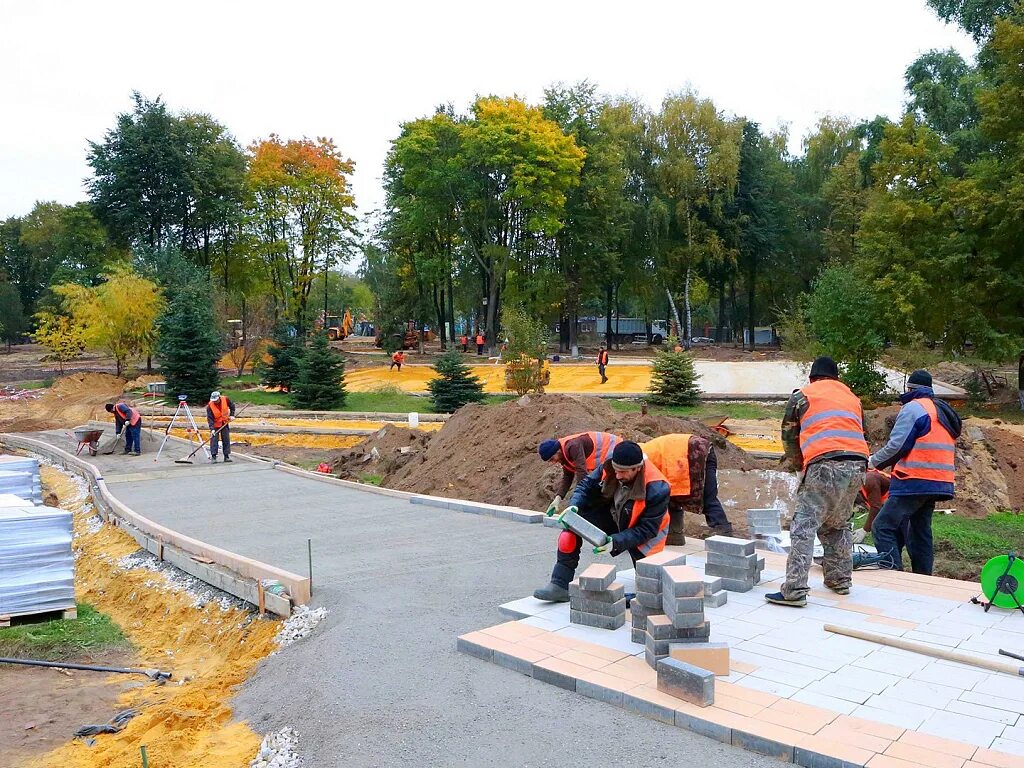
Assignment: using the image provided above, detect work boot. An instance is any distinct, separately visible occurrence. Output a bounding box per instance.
[667,506,686,546]
[223,456,232,463]
[131,451,141,456]
[709,524,734,536]
[533,582,570,602]
[825,583,850,595]
[765,591,806,607]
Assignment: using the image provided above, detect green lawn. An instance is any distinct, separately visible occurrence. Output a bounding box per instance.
[932,511,1024,580]
[0,603,129,660]
[608,399,785,421]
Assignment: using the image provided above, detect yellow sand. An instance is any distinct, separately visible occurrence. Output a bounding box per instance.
[167,428,363,450]
[727,435,784,454]
[32,466,280,768]
[346,364,653,394]
[154,418,441,432]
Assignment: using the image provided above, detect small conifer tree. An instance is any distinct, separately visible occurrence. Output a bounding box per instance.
[261,325,304,392]
[291,331,346,409]
[156,279,220,402]
[647,348,701,406]
[428,350,486,412]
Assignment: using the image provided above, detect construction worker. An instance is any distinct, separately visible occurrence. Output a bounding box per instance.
[852,468,891,544]
[460,333,468,353]
[390,350,405,371]
[640,433,732,544]
[105,401,142,456]
[206,391,235,463]
[538,431,622,511]
[597,343,609,384]
[475,331,485,356]
[766,356,868,607]
[534,440,670,602]
[869,369,961,575]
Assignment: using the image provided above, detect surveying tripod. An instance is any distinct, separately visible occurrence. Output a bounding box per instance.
[154,395,211,463]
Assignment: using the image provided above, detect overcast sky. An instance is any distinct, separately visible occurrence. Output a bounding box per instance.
[1,1,975,221]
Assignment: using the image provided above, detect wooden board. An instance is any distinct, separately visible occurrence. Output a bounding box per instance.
[0,605,77,628]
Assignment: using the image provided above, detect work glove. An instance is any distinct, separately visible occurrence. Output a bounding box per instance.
[851,529,867,545]
[593,535,613,555]
[545,495,562,517]
[557,506,577,529]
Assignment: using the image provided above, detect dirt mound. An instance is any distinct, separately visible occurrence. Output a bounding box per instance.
[333,394,759,510]
[0,372,126,432]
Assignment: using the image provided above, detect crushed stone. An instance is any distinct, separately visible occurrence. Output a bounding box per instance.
[250,727,303,768]
[274,605,328,649]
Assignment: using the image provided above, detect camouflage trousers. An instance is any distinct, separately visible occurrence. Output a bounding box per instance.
[782,459,866,600]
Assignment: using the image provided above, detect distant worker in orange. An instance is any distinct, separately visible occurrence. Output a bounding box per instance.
[105,401,142,455]
[206,391,235,463]
[390,350,406,371]
[538,431,623,513]
[640,433,733,543]
[460,333,468,353]
[597,343,609,384]
[476,331,485,356]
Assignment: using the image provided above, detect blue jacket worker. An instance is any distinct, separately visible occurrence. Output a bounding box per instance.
[105,401,142,455]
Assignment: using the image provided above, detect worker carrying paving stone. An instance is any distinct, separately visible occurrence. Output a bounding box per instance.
[640,433,732,544]
[538,431,621,514]
[206,391,235,463]
[766,356,868,607]
[534,440,670,602]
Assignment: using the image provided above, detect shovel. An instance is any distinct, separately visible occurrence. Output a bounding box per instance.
[101,431,124,455]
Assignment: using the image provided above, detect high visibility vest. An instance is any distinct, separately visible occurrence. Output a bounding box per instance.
[392,352,404,363]
[640,433,692,497]
[115,402,141,426]
[208,397,231,429]
[559,432,620,478]
[859,469,890,507]
[798,379,869,467]
[460,336,468,345]
[598,350,609,365]
[894,399,956,484]
[475,334,485,345]
[628,460,671,557]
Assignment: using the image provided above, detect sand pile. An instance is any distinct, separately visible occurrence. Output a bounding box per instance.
[333,394,759,510]
[0,373,126,433]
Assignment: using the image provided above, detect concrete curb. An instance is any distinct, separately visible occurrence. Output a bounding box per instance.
[0,433,304,616]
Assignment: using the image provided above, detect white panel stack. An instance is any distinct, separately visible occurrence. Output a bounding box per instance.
[0,455,42,504]
[0,505,75,616]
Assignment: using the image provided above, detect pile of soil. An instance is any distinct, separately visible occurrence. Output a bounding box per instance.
[332,394,760,510]
[0,373,126,433]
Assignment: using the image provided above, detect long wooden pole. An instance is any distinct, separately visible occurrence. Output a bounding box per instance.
[824,624,1024,677]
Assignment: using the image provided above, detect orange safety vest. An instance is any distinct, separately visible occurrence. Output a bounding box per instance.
[598,350,609,365]
[798,379,869,467]
[475,334,484,345]
[628,460,671,557]
[559,432,620,477]
[640,433,692,496]
[115,402,141,426]
[392,351,405,363]
[859,468,890,507]
[460,335,468,345]
[893,399,956,484]
[208,397,231,429]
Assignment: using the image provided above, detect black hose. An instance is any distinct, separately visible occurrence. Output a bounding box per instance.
[0,656,171,680]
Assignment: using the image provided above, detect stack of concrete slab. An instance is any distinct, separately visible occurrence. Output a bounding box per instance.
[644,565,712,668]
[746,508,782,537]
[630,550,687,644]
[703,535,764,592]
[702,576,728,608]
[569,564,625,630]
[0,455,42,505]
[0,504,75,617]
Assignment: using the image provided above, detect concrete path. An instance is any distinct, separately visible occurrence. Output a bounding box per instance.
[20,428,777,767]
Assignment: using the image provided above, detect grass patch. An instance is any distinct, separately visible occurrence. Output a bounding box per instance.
[0,603,130,661]
[608,399,785,421]
[13,379,50,390]
[932,510,1024,580]
[218,389,291,408]
[357,473,384,486]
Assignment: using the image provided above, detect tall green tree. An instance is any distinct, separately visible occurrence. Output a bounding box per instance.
[156,266,221,402]
[291,332,346,410]
[0,281,26,351]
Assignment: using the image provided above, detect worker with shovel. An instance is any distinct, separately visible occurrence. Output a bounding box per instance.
[206,391,235,463]
[534,440,670,602]
[538,431,622,516]
[104,401,143,455]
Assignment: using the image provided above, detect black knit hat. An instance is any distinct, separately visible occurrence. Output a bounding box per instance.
[907,369,932,389]
[611,441,644,471]
[809,356,840,380]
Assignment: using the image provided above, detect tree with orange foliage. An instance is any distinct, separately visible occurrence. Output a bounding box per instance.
[246,135,358,330]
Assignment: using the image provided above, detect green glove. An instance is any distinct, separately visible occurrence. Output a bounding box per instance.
[557,506,577,530]
[545,495,562,517]
[593,535,612,555]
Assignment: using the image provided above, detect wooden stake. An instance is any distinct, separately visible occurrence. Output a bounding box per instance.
[307,538,313,598]
[257,581,265,616]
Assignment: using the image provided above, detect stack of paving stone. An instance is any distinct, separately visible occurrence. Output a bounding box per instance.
[569,564,625,629]
[630,550,687,644]
[0,455,42,505]
[0,503,75,616]
[703,535,764,592]
[702,576,728,608]
[746,508,782,538]
[643,565,712,668]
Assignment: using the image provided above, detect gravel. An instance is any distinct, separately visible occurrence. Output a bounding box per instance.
[249,727,302,768]
[274,605,328,649]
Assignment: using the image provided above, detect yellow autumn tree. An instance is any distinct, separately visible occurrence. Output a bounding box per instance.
[54,266,164,375]
[32,312,86,373]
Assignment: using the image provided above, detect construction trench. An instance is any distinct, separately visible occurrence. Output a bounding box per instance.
[3,376,1024,766]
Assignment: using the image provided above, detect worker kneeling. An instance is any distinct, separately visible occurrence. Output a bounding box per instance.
[534,440,670,602]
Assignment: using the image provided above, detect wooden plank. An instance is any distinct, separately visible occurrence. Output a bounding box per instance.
[0,605,77,628]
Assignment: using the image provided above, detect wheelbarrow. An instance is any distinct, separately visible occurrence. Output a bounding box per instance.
[71,427,105,456]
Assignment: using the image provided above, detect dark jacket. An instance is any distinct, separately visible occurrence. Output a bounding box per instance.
[569,458,670,557]
[870,387,961,499]
[555,433,594,498]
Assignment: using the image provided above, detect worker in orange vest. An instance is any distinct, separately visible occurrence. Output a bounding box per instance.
[475,332,485,355]
[597,343,609,384]
[852,467,891,544]
[459,333,468,353]
[640,433,732,544]
[534,441,671,602]
[868,369,961,575]
[390,350,405,371]
[538,431,622,512]
[105,401,142,455]
[766,356,868,607]
[206,391,235,463]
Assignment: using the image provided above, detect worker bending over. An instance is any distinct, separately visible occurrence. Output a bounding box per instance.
[534,440,670,602]
[851,468,891,545]
[206,391,235,463]
[390,350,405,371]
[105,401,142,455]
[538,431,621,513]
[766,356,868,607]
[640,433,732,544]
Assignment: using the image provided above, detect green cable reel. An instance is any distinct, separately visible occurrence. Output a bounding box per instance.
[978,553,1024,612]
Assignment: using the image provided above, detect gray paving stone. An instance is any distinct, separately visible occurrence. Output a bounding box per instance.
[647,614,688,640]
[532,661,577,691]
[635,575,661,594]
[677,711,732,743]
[704,590,729,608]
[578,563,616,591]
[631,627,646,644]
[794,746,865,768]
[570,596,627,616]
[636,590,663,609]
[706,550,760,568]
[456,636,492,661]
[662,567,704,598]
[636,551,687,579]
[569,581,624,603]
[577,677,625,707]
[704,535,756,556]
[644,646,668,671]
[492,649,533,675]
[570,609,625,630]
[705,562,757,580]
[665,605,708,629]
[702,576,723,593]
[623,688,674,724]
[662,595,705,615]
[732,729,795,761]
[656,657,714,706]
[718,576,755,592]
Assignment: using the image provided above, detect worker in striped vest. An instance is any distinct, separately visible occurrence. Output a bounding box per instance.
[868,369,960,575]
[766,356,869,608]
[534,441,670,602]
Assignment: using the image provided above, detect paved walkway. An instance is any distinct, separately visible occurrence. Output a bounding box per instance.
[16,428,778,768]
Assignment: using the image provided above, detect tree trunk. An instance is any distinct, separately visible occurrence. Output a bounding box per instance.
[605,284,614,348]
[486,278,500,355]
[146,355,152,374]
[729,279,739,348]
[747,259,757,350]
[718,274,727,343]
[1018,352,1024,411]
[666,288,682,342]
[446,269,455,349]
[569,307,578,358]
[684,266,692,349]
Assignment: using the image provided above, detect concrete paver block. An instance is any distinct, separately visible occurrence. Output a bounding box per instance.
[718,576,755,592]
[702,576,723,593]
[635,550,687,579]
[657,657,714,707]
[668,642,730,676]
[631,627,646,644]
[635,575,661,594]
[646,614,686,641]
[579,563,616,591]
[636,591,663,609]
[570,609,625,630]
[706,550,760,568]
[571,596,627,617]
[704,590,729,608]
[662,594,705,615]
[569,581,624,603]
[705,562,757,580]
[705,535,756,556]
[644,646,668,670]
[661,565,704,597]
[665,604,708,629]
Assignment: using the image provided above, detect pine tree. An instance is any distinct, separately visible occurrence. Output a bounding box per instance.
[156,279,220,402]
[291,331,346,410]
[648,348,701,406]
[427,350,486,412]
[261,325,303,392]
